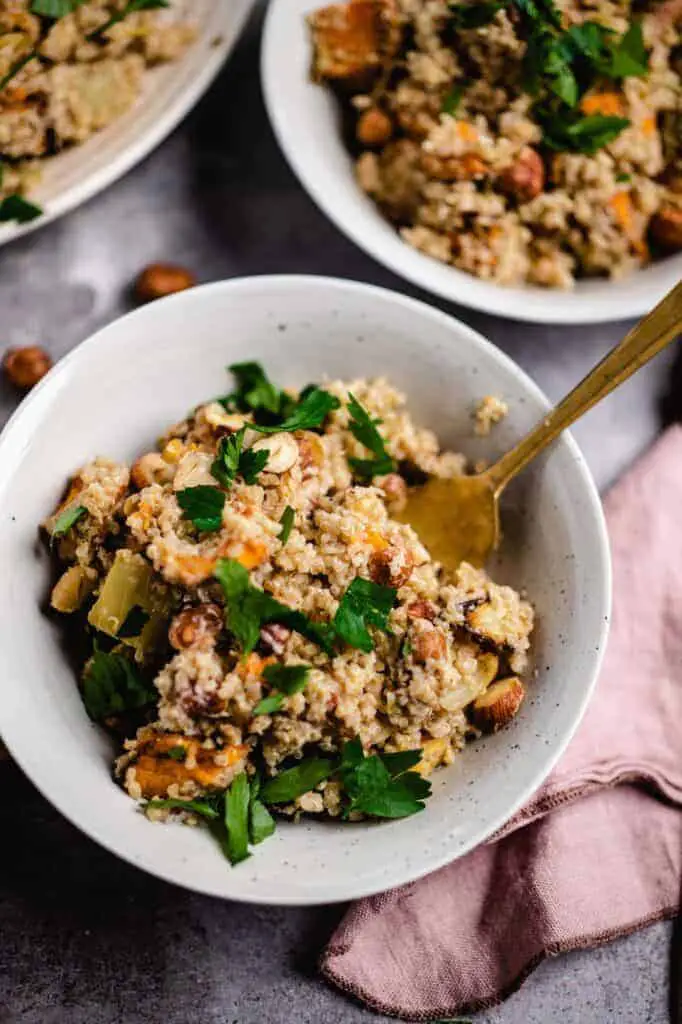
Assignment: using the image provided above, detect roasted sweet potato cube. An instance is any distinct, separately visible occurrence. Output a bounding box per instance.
[131,734,248,798]
[309,0,399,80]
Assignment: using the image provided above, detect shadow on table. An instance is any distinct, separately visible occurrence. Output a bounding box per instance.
[0,763,349,1022]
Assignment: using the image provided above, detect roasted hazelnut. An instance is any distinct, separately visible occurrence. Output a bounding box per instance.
[3,345,51,389]
[470,677,525,733]
[412,627,447,663]
[650,204,682,250]
[499,148,545,202]
[131,452,173,490]
[169,603,223,651]
[135,263,197,303]
[260,623,292,655]
[406,599,437,621]
[369,545,414,587]
[357,107,393,146]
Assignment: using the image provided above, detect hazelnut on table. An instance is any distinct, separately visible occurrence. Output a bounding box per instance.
[3,345,52,389]
[135,263,197,303]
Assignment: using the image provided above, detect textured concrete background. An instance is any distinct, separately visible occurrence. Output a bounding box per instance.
[1,4,680,1022]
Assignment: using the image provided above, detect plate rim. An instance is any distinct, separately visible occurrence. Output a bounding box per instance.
[0,0,257,248]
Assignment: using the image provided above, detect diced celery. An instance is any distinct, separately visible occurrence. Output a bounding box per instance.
[88,550,153,638]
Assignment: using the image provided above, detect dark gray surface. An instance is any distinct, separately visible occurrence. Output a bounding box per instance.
[1,5,680,1022]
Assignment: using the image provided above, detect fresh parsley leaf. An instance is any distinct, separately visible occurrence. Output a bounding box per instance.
[515,0,562,29]
[239,446,269,484]
[88,0,170,39]
[177,485,225,533]
[380,749,423,776]
[251,387,340,435]
[30,0,87,16]
[0,194,43,223]
[541,111,631,153]
[253,663,311,715]
[146,796,221,819]
[260,758,336,804]
[249,775,276,844]
[606,21,647,79]
[211,430,244,489]
[82,648,156,721]
[52,504,86,538]
[448,1,503,29]
[346,393,395,480]
[214,559,335,654]
[224,773,251,865]
[442,83,468,116]
[337,739,431,819]
[279,505,295,544]
[252,692,286,716]
[616,172,632,183]
[166,745,187,762]
[333,577,397,653]
[212,428,270,488]
[222,361,289,417]
[118,606,150,639]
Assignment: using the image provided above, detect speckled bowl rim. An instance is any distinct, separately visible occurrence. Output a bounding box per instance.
[0,276,612,904]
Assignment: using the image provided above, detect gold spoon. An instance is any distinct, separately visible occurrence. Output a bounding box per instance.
[398,279,682,572]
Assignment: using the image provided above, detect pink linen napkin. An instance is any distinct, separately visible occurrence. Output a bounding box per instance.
[321,425,682,1020]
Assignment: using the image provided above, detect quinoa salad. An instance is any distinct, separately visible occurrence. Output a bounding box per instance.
[0,0,194,223]
[44,364,533,865]
[309,0,682,288]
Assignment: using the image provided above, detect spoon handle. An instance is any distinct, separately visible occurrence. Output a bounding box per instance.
[485,279,682,495]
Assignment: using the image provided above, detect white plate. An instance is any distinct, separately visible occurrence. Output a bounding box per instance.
[0,0,256,246]
[0,276,610,904]
[262,0,682,325]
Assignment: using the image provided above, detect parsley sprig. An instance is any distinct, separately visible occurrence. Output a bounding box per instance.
[176,485,225,533]
[346,393,395,480]
[214,559,335,654]
[211,428,269,489]
[250,387,340,436]
[446,0,648,153]
[148,770,275,865]
[220,362,340,434]
[337,739,431,819]
[82,648,156,721]
[215,560,396,657]
[260,739,430,819]
[333,578,397,654]
[0,194,43,224]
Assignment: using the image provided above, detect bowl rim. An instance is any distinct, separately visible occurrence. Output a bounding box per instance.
[0,275,612,904]
[261,0,682,326]
[0,0,257,248]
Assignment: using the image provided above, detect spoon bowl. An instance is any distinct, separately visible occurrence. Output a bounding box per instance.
[401,280,682,569]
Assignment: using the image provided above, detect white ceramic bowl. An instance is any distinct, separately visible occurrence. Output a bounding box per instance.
[0,276,610,904]
[0,0,256,247]
[262,0,682,325]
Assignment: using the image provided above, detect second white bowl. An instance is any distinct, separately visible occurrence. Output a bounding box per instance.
[262,0,682,325]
